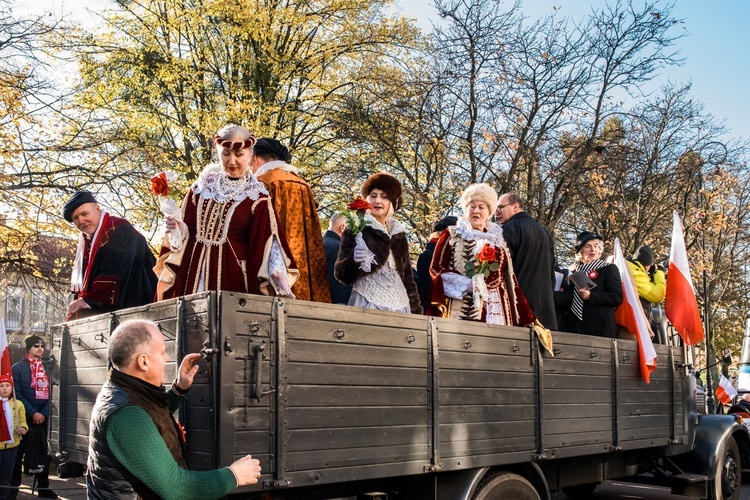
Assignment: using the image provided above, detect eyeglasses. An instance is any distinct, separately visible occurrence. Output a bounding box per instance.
[33,344,45,348]
[496,204,509,210]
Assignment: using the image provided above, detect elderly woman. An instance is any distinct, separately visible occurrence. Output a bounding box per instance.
[555,231,623,337]
[334,172,422,314]
[428,183,535,326]
[155,124,298,300]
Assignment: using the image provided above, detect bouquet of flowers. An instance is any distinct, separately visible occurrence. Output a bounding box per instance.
[465,244,500,277]
[343,198,372,235]
[150,171,184,250]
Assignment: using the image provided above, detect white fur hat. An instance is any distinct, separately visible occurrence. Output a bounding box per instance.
[461,183,499,214]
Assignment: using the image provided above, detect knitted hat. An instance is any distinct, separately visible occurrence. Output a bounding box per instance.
[25,335,44,352]
[632,245,654,267]
[575,231,603,253]
[461,183,499,214]
[361,172,403,210]
[0,375,12,386]
[63,191,97,222]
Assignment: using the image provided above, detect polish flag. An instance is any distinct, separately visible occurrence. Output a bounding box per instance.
[0,318,12,382]
[715,374,738,406]
[664,211,705,345]
[613,238,657,383]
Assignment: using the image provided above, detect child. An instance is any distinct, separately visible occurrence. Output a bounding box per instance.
[0,375,27,500]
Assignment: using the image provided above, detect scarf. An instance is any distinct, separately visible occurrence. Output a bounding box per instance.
[71,211,109,293]
[0,398,13,444]
[27,355,49,400]
[571,260,610,321]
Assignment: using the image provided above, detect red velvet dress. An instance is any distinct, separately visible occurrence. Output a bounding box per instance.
[156,166,298,299]
[428,218,535,327]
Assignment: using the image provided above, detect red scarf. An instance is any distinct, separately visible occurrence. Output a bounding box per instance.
[27,355,49,400]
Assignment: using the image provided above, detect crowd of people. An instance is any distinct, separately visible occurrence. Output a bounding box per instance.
[47,123,670,497]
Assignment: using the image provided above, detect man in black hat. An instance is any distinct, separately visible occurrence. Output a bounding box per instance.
[497,193,558,330]
[63,191,157,320]
[416,215,457,312]
[10,336,56,498]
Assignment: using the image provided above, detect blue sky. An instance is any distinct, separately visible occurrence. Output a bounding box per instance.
[395,0,750,142]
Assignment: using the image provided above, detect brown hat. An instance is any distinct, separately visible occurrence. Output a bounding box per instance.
[361,172,403,210]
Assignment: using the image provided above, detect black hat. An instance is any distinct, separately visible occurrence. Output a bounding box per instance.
[25,335,44,352]
[63,191,97,222]
[575,231,603,253]
[361,172,403,210]
[632,245,654,267]
[432,216,458,233]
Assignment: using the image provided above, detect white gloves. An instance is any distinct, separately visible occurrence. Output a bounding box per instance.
[353,233,378,272]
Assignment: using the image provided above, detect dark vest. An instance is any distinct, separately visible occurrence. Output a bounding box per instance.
[86,370,188,499]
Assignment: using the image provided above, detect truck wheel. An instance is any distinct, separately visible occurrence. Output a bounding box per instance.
[561,482,598,498]
[472,471,541,500]
[709,438,741,500]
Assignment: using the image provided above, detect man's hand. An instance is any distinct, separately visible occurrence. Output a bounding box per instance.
[32,412,45,425]
[228,454,262,486]
[66,298,91,317]
[175,353,201,392]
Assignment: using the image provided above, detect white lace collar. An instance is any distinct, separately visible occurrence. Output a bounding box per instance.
[364,213,406,238]
[193,164,268,203]
[453,217,505,248]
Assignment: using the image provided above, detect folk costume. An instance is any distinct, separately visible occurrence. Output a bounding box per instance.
[0,374,27,500]
[65,192,157,321]
[155,165,299,299]
[255,160,332,302]
[335,214,422,314]
[429,218,536,326]
[334,172,422,315]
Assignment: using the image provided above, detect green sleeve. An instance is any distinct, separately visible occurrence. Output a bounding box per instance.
[107,406,237,500]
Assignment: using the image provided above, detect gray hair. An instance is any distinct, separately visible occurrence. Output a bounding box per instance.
[329,212,347,228]
[109,319,157,370]
[215,123,252,141]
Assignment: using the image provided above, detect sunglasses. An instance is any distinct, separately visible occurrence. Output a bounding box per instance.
[33,344,45,348]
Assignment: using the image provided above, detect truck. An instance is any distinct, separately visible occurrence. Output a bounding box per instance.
[48,291,750,499]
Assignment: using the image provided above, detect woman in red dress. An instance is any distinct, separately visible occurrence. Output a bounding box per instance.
[428,183,535,326]
[155,124,297,299]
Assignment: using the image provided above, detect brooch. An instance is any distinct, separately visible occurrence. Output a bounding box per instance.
[587,270,599,280]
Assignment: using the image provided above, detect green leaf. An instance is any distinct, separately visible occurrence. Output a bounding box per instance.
[489,262,499,271]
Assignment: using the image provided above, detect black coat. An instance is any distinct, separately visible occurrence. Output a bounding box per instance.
[501,212,558,330]
[322,230,353,304]
[416,240,437,313]
[556,263,623,338]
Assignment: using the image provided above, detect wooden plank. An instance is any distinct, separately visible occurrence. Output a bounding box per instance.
[543,358,613,376]
[543,373,612,390]
[286,407,428,429]
[545,417,612,435]
[286,443,429,471]
[440,388,535,405]
[439,369,534,388]
[284,386,429,407]
[439,434,536,457]
[440,421,534,441]
[439,351,532,373]
[285,362,426,387]
[437,331,532,356]
[285,425,429,452]
[542,403,612,419]
[543,389,612,405]
[285,317,428,349]
[439,405,534,424]
[545,431,612,448]
[287,342,427,368]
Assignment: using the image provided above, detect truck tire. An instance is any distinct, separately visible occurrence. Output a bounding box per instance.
[708,437,741,500]
[561,482,598,498]
[472,471,541,500]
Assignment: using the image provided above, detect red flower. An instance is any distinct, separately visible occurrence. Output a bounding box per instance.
[476,244,496,263]
[150,172,169,197]
[347,198,371,212]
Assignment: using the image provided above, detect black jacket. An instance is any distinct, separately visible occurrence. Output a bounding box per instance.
[322,230,353,304]
[416,240,437,313]
[556,263,623,338]
[501,212,558,330]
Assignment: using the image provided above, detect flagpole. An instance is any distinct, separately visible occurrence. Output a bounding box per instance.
[697,141,728,414]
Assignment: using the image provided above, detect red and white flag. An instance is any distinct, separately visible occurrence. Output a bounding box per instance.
[715,374,738,406]
[613,238,657,383]
[0,318,12,382]
[665,211,705,345]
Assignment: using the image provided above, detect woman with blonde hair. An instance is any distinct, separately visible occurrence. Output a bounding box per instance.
[428,183,535,326]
